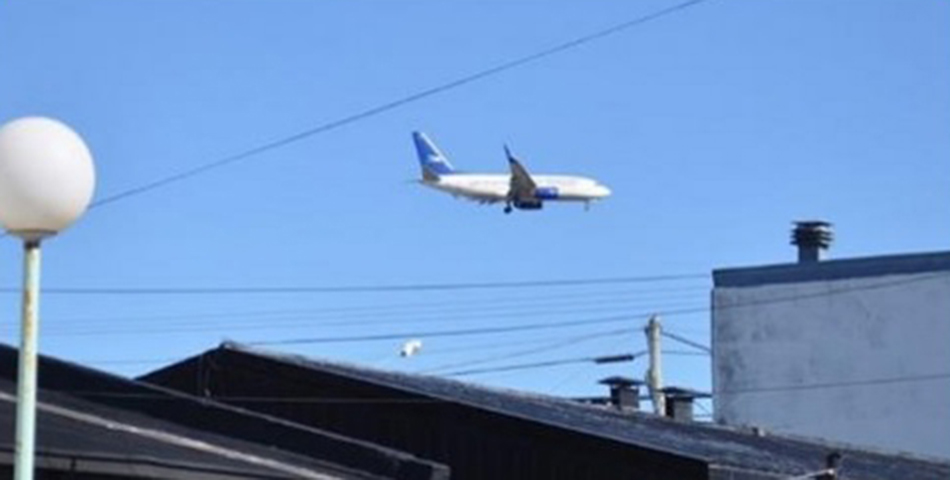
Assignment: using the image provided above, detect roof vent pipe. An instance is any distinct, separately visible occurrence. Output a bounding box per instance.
[791,221,833,263]
[599,376,643,411]
[661,387,710,422]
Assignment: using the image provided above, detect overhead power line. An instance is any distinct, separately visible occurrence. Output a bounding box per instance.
[78,327,643,369]
[5,272,939,343]
[443,352,643,377]
[5,261,942,314]
[537,371,950,400]
[420,333,627,357]
[247,272,947,346]
[37,300,707,338]
[90,333,594,365]
[661,329,711,353]
[422,328,637,374]
[248,312,645,346]
[57,372,950,405]
[663,349,710,357]
[0,273,707,296]
[28,288,708,335]
[11,268,944,298]
[82,344,708,371]
[721,372,950,395]
[85,0,713,209]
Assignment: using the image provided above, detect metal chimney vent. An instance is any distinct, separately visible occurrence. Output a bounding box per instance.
[660,387,710,422]
[791,221,833,263]
[599,376,643,411]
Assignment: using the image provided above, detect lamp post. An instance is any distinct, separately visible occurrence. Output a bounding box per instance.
[0,117,96,480]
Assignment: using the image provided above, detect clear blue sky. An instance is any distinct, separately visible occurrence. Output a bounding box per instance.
[0,0,947,400]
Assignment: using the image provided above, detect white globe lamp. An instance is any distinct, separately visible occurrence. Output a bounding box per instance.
[0,117,95,239]
[0,116,96,480]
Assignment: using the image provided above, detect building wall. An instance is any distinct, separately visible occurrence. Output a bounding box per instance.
[712,271,950,459]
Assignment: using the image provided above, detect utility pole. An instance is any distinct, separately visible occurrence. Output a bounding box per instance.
[645,315,665,415]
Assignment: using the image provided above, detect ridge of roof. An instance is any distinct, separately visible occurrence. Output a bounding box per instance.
[0,343,449,480]
[217,342,950,480]
[0,377,327,479]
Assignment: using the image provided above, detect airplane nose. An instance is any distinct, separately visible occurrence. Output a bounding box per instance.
[596,185,612,198]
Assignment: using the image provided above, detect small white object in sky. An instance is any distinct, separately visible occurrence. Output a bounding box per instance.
[400,339,423,357]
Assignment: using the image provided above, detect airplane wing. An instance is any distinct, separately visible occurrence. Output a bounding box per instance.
[505,146,536,201]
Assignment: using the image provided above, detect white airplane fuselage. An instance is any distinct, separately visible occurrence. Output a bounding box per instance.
[423,173,611,203]
[411,131,611,213]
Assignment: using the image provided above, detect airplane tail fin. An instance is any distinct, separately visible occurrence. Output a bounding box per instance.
[413,131,456,181]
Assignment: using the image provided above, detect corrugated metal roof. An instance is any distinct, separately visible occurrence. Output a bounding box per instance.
[214,342,950,480]
[0,344,449,480]
[0,378,343,479]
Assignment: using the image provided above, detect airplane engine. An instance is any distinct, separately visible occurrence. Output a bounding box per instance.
[533,187,560,200]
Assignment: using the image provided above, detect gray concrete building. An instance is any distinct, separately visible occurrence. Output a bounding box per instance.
[712,223,950,459]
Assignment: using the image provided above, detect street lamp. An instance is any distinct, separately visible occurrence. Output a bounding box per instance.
[0,117,95,480]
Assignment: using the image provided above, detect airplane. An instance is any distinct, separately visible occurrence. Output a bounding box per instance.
[412,131,611,214]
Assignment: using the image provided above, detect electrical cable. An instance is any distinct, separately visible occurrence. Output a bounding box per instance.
[662,349,710,357]
[80,338,709,371]
[541,371,950,400]
[422,328,637,374]
[660,329,711,353]
[37,284,709,326]
[246,272,948,346]
[0,273,707,296]
[720,372,950,395]
[693,399,713,417]
[79,327,643,368]
[37,300,708,338]
[443,352,642,377]
[247,312,645,345]
[417,330,637,357]
[12,285,709,336]
[56,371,950,405]
[37,274,950,376]
[85,0,713,209]
[9,268,942,340]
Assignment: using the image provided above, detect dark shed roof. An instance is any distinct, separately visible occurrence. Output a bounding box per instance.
[144,343,950,480]
[0,344,448,480]
[713,250,950,288]
[0,377,339,479]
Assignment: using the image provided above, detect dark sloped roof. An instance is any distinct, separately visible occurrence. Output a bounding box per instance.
[197,342,950,480]
[0,344,448,480]
[0,378,341,479]
[713,250,950,287]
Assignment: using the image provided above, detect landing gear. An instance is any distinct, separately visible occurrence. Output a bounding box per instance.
[504,204,513,214]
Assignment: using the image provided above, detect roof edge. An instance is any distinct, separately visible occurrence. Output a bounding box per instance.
[713,250,950,288]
